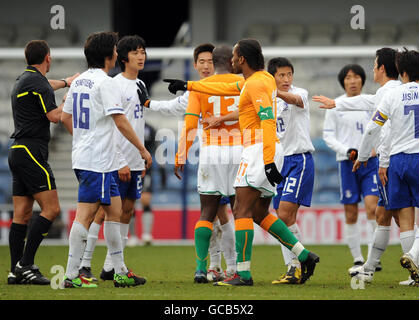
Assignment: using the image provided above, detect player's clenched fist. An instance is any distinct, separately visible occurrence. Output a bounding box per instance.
[264,163,283,187]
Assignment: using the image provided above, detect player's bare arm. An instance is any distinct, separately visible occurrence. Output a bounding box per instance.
[277,90,304,108]
[112,113,152,169]
[61,110,73,135]
[201,110,239,129]
[312,95,336,109]
[48,73,80,90]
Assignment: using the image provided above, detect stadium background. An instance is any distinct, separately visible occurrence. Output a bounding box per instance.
[0,0,418,245]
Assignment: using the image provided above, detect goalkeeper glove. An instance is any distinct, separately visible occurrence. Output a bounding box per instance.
[163,79,187,94]
[136,82,150,107]
[264,163,283,187]
[347,148,358,162]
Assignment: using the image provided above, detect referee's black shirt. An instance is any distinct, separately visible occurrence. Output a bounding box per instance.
[10,66,57,145]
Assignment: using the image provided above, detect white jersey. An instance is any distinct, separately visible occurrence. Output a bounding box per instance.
[149,90,204,145]
[149,91,189,116]
[378,82,419,156]
[113,73,145,171]
[63,68,124,172]
[276,85,314,156]
[323,94,373,161]
[334,80,402,167]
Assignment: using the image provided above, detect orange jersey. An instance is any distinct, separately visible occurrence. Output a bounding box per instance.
[176,73,243,166]
[187,70,278,164]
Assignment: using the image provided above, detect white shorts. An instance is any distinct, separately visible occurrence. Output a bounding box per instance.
[197,145,243,196]
[234,142,284,197]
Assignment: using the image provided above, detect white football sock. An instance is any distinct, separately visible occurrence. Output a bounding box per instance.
[103,221,128,275]
[281,223,301,267]
[103,222,130,271]
[65,221,88,280]
[141,210,153,240]
[407,228,419,261]
[80,222,101,268]
[344,223,363,262]
[120,223,129,250]
[208,220,222,270]
[400,230,415,253]
[364,225,390,272]
[220,219,237,273]
[128,217,137,239]
[366,219,377,258]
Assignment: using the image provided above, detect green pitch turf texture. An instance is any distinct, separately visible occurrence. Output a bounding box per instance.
[1,244,418,300]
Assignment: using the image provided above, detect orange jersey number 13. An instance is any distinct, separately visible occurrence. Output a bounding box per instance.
[207,95,240,126]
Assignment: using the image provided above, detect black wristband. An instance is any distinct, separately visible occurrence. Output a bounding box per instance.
[61,79,68,87]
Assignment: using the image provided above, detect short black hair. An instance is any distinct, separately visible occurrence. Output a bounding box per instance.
[84,31,119,69]
[267,57,294,77]
[193,43,215,63]
[236,38,265,71]
[117,35,146,71]
[376,47,399,79]
[24,40,50,65]
[396,48,419,82]
[212,45,233,73]
[338,64,366,89]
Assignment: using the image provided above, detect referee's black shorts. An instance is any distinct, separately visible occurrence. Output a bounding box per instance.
[8,139,56,196]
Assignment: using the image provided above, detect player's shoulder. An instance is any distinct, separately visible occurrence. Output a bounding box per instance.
[203,73,243,83]
[290,85,308,96]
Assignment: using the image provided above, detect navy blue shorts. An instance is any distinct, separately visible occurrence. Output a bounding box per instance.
[74,169,120,205]
[387,153,419,210]
[273,152,314,209]
[112,170,143,200]
[377,169,390,209]
[339,157,379,204]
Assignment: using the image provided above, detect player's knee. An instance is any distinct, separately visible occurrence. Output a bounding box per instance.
[42,204,61,220]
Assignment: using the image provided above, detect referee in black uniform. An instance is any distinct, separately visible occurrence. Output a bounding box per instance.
[8,40,78,285]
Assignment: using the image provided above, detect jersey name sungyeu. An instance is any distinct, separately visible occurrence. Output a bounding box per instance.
[113,73,145,171]
[63,68,124,173]
[375,82,419,155]
[276,85,314,156]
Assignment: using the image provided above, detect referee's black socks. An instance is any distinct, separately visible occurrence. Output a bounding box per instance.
[20,215,52,267]
[9,223,27,273]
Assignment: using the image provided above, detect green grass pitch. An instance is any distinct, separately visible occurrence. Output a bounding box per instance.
[1,244,418,300]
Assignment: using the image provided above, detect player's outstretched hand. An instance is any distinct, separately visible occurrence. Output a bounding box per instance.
[312,95,336,109]
[140,148,152,170]
[264,163,283,187]
[174,164,184,180]
[163,79,187,94]
[136,82,150,107]
[118,165,131,182]
[201,112,222,130]
[65,73,80,87]
[347,148,358,162]
[378,167,388,186]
